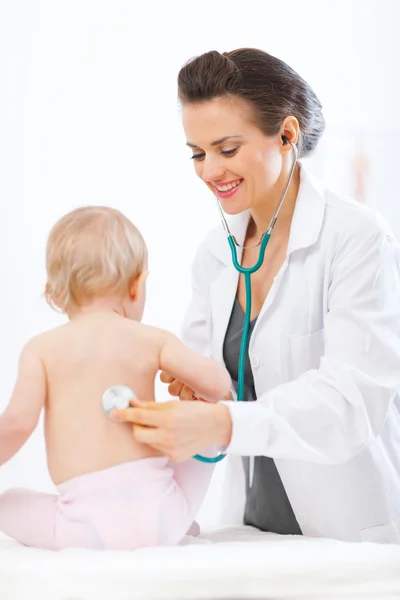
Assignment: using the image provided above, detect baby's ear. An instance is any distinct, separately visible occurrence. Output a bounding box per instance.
[129,270,148,301]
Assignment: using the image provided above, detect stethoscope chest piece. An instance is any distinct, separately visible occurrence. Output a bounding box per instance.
[102,385,136,422]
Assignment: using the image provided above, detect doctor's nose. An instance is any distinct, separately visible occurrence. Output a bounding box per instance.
[199,156,226,183]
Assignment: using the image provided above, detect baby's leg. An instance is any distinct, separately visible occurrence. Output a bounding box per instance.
[0,488,59,549]
[170,450,217,515]
[0,488,96,550]
[163,451,216,542]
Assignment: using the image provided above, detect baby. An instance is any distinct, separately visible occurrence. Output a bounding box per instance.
[0,206,231,550]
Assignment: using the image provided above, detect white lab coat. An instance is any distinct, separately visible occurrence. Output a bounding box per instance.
[181,164,400,543]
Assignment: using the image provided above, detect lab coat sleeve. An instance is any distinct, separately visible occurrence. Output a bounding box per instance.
[221,228,400,464]
[180,244,213,358]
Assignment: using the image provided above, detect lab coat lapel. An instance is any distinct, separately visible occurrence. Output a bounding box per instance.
[210,267,239,363]
[253,164,327,330]
[286,165,326,256]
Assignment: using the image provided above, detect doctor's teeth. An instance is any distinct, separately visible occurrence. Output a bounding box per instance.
[216,180,241,192]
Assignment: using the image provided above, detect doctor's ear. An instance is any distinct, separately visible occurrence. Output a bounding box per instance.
[280,116,299,153]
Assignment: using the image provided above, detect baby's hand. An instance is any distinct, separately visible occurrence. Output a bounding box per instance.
[160,371,197,400]
[159,372,233,402]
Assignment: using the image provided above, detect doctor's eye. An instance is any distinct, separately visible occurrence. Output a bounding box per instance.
[190,147,239,161]
[221,147,239,157]
[190,153,205,161]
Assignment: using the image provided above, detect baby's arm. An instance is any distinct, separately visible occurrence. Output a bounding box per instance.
[159,332,231,402]
[0,339,46,466]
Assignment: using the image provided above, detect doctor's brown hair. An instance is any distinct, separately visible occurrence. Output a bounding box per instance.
[177,48,325,158]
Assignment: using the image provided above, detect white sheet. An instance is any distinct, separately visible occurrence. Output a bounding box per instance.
[1,526,400,600]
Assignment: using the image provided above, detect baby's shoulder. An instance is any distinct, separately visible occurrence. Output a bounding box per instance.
[124,320,170,346]
[23,324,69,361]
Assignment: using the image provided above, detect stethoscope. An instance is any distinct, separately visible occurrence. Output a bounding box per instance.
[102,138,298,464]
[194,138,299,463]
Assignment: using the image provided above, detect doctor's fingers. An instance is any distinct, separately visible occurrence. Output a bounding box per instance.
[165,378,197,401]
[179,384,198,401]
[133,425,189,461]
[133,425,166,450]
[112,406,163,427]
[167,379,184,397]
[160,371,174,384]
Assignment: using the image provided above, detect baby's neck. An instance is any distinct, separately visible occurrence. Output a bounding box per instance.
[68,299,125,321]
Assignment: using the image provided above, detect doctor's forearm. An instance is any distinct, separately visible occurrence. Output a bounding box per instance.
[218,367,387,464]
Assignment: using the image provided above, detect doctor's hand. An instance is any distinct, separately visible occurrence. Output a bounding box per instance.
[159,371,233,401]
[111,399,232,462]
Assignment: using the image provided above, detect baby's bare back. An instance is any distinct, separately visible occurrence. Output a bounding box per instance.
[39,313,163,485]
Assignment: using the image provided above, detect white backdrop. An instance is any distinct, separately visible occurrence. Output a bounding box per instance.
[0,0,399,527]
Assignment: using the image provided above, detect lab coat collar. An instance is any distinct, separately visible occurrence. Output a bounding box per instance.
[208,163,326,264]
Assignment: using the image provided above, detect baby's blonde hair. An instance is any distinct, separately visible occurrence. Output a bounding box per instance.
[45,206,148,314]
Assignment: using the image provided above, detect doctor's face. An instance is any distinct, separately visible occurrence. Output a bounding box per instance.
[182,98,283,215]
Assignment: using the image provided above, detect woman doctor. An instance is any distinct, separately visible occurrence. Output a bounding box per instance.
[115,48,400,544]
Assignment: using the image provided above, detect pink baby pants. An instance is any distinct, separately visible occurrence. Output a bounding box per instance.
[0,456,213,550]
